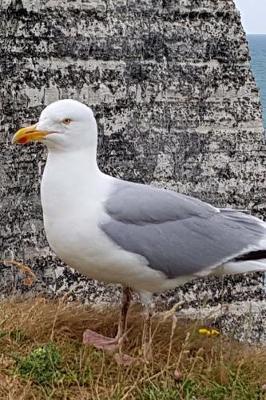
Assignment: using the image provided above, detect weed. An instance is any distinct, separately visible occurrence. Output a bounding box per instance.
[15,343,62,385]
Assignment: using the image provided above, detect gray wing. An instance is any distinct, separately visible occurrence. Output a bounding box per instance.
[101,180,266,278]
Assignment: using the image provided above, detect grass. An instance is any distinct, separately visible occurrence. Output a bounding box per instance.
[0,297,265,399]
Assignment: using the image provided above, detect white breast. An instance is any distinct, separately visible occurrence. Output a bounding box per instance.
[40,150,166,292]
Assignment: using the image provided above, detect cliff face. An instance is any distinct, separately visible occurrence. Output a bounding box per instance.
[0,0,265,341]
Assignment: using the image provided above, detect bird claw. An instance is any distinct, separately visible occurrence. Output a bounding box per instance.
[83,329,138,366]
[113,353,139,366]
[83,329,120,353]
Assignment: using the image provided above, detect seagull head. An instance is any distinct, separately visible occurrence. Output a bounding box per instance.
[12,99,98,151]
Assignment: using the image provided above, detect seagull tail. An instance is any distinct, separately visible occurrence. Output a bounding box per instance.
[222,259,266,275]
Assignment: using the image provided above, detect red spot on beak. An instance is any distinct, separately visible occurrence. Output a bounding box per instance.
[18,136,29,144]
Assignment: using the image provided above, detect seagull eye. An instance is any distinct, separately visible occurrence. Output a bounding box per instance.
[62,118,72,125]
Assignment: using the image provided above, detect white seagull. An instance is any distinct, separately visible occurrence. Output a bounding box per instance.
[13,99,266,356]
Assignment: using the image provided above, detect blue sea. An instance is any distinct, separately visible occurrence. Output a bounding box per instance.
[247,34,266,128]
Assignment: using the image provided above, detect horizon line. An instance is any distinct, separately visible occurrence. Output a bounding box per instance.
[246,33,266,35]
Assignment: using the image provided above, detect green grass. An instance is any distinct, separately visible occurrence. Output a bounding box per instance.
[15,343,62,385]
[180,376,262,400]
[0,298,265,399]
[137,384,179,399]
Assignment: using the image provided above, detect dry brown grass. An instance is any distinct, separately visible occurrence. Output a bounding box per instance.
[0,297,265,399]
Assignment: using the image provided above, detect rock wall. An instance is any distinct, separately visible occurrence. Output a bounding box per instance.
[0,0,265,341]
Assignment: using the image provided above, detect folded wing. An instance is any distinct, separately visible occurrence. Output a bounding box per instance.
[101,181,266,278]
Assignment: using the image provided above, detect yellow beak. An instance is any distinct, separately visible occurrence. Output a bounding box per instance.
[12,124,49,144]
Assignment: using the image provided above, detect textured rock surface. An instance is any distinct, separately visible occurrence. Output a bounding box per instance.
[0,0,265,341]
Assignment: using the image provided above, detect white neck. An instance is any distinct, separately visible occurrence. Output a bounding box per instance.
[47,146,99,177]
[41,147,104,219]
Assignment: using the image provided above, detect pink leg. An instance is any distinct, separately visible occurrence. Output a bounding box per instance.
[142,306,153,362]
[115,303,153,365]
[83,287,132,352]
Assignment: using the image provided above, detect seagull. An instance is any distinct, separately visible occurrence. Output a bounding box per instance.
[12,99,266,358]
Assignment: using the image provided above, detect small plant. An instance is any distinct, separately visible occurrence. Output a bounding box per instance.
[15,343,62,385]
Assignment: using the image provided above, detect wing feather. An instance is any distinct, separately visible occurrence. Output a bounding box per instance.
[101,181,266,278]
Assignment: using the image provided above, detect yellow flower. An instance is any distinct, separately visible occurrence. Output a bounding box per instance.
[198,327,220,337]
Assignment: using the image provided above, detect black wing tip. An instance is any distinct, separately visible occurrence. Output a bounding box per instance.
[234,250,266,262]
